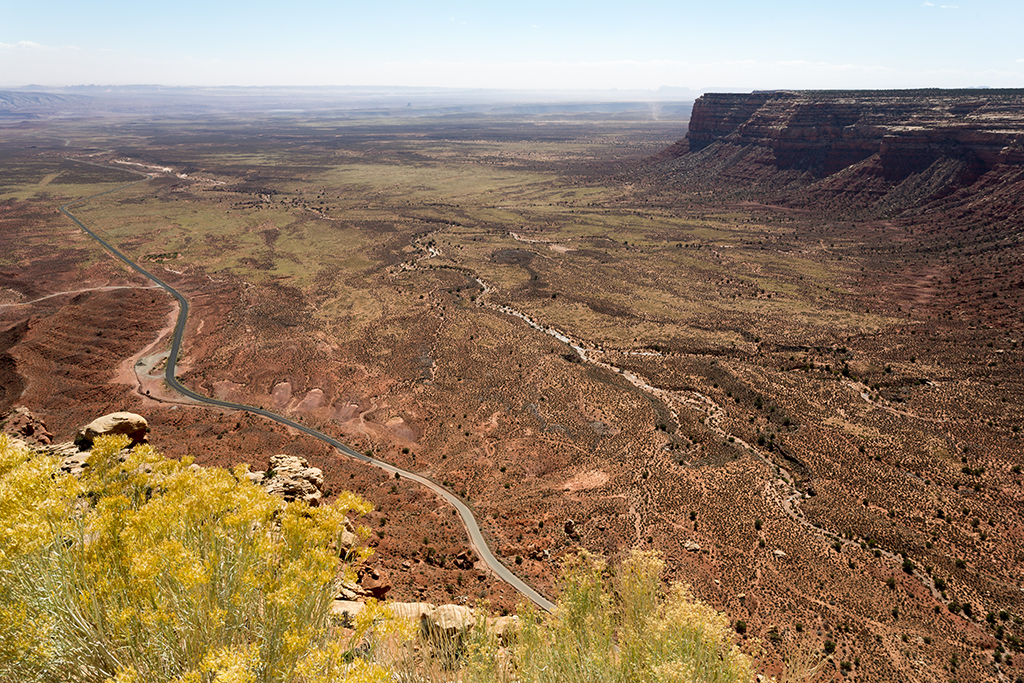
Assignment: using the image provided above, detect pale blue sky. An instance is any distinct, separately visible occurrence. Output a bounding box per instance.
[2,0,1022,92]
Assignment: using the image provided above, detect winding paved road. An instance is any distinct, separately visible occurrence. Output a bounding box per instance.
[59,161,556,613]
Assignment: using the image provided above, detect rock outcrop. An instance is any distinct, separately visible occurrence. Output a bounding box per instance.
[385,602,436,621]
[74,412,149,449]
[452,549,477,569]
[2,410,149,476]
[255,453,325,507]
[357,566,392,599]
[5,408,518,649]
[426,604,477,637]
[1,406,53,446]
[57,447,92,477]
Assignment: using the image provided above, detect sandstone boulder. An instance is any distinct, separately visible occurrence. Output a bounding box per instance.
[262,453,323,506]
[453,549,477,569]
[332,600,509,646]
[337,516,360,555]
[332,600,487,640]
[426,604,477,636]
[339,527,359,552]
[74,412,148,449]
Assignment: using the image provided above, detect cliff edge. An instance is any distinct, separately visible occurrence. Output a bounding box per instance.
[653,89,1024,221]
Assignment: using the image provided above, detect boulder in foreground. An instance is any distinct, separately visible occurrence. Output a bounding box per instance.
[74,411,149,449]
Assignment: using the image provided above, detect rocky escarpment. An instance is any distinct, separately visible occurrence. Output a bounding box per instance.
[654,89,1024,220]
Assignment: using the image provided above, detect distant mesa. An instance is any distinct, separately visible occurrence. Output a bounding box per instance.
[654,89,1024,222]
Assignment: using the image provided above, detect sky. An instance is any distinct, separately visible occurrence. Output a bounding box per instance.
[2,0,1022,93]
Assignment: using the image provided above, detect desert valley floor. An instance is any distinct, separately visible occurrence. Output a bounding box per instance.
[2,92,1023,681]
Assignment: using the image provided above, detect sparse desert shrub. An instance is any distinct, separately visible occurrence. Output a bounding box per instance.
[463,549,755,683]
[0,434,377,683]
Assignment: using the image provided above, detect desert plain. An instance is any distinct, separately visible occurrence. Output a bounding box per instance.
[2,91,1023,681]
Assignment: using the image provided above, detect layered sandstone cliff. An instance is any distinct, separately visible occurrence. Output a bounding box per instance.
[679,90,1024,174]
[655,89,1024,219]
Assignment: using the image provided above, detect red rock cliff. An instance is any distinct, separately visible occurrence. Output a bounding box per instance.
[681,90,1024,179]
[655,90,1024,219]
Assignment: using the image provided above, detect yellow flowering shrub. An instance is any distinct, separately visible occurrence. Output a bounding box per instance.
[0,434,375,683]
[463,548,755,683]
[294,599,416,683]
[0,434,68,678]
[2,433,764,683]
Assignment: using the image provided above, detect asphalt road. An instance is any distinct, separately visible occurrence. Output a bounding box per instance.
[59,162,556,612]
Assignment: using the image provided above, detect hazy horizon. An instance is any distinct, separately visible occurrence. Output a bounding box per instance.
[4,1,1022,93]
[2,82,705,101]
